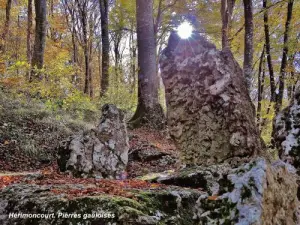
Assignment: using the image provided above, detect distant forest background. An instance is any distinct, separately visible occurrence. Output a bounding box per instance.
[0,0,299,144]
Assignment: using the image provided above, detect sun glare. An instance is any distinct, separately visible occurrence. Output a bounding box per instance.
[177,21,193,39]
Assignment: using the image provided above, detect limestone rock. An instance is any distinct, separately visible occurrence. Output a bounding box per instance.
[0,183,202,225]
[274,86,300,173]
[57,104,129,178]
[159,32,262,166]
[144,158,299,224]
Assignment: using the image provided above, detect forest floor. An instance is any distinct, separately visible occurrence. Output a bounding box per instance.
[0,124,179,203]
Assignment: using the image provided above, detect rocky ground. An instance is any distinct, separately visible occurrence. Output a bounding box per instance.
[0,158,298,225]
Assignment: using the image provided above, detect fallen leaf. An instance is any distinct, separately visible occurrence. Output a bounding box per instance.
[207,195,218,201]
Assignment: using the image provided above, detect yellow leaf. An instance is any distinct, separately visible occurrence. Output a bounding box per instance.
[207,195,218,201]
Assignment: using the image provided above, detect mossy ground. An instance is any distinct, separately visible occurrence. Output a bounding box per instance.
[0,89,96,171]
[0,183,203,225]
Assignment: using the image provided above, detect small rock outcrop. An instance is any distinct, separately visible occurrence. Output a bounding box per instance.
[274,86,300,173]
[143,158,299,225]
[0,181,202,225]
[160,32,262,166]
[57,104,129,178]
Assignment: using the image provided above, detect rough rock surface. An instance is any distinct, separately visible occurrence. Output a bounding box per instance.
[57,104,129,178]
[143,158,299,225]
[0,183,202,225]
[274,86,300,173]
[1,158,298,225]
[159,32,262,166]
[129,144,177,165]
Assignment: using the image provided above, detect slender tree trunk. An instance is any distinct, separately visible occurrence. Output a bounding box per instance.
[275,0,294,114]
[30,0,47,81]
[98,43,102,92]
[0,0,12,53]
[271,0,295,145]
[27,0,33,79]
[49,0,56,41]
[71,27,79,86]
[113,33,123,95]
[83,50,90,95]
[263,0,276,102]
[221,0,235,49]
[257,45,265,131]
[15,15,22,76]
[243,0,253,89]
[75,0,91,96]
[0,0,12,74]
[129,25,137,93]
[287,54,296,100]
[114,39,120,94]
[99,0,109,96]
[82,8,90,95]
[129,0,165,129]
[88,59,93,98]
[88,27,94,98]
[132,47,137,92]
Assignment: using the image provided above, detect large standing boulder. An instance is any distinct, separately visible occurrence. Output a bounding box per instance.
[57,104,129,178]
[159,32,262,166]
[274,86,300,173]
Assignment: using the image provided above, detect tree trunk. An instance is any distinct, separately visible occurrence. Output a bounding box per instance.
[221,0,235,49]
[275,0,294,115]
[75,0,91,96]
[257,45,265,131]
[243,0,253,89]
[99,0,109,97]
[81,6,89,95]
[88,36,93,98]
[0,0,12,74]
[287,54,296,100]
[27,0,33,79]
[113,34,121,79]
[129,24,137,93]
[71,26,79,86]
[263,0,276,102]
[88,64,93,98]
[83,49,90,95]
[0,0,12,53]
[132,45,137,92]
[129,0,165,129]
[98,43,102,91]
[30,0,47,81]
